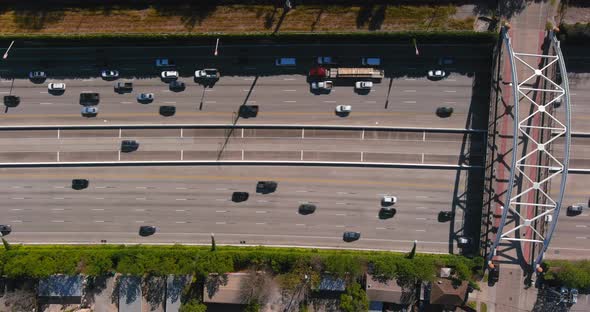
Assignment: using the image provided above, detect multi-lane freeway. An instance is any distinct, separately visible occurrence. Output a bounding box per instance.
[0,43,491,254]
[1,165,467,254]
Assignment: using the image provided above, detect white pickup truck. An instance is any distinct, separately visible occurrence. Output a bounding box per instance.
[311,80,333,91]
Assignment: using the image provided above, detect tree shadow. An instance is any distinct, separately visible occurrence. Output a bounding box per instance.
[206,273,229,300]
[272,8,289,34]
[264,7,278,30]
[310,7,325,32]
[368,5,387,31]
[356,4,374,29]
[152,3,217,31]
[142,275,166,311]
[11,5,65,30]
[83,275,109,307]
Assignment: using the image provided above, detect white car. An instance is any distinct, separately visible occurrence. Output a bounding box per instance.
[194,69,220,79]
[48,83,66,91]
[335,105,352,113]
[355,81,373,90]
[381,195,397,206]
[81,106,98,117]
[161,71,178,80]
[137,93,154,102]
[428,69,446,79]
[101,70,119,79]
[29,71,46,79]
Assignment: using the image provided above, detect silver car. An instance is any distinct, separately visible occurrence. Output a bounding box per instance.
[81,106,98,117]
[48,83,66,91]
[161,71,178,79]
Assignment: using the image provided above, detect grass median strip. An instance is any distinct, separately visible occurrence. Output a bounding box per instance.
[0,4,474,34]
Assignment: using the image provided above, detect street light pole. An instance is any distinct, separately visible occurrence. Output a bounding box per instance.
[3,40,15,60]
[412,38,419,56]
[214,38,220,56]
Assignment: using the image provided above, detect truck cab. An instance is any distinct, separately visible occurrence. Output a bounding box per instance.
[114,82,133,93]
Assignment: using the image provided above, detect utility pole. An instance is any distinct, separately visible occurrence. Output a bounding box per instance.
[3,40,15,59]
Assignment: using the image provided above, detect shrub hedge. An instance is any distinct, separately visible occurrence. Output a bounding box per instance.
[0,245,482,283]
[0,31,497,47]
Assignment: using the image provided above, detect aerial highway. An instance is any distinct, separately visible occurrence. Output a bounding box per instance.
[0,165,468,253]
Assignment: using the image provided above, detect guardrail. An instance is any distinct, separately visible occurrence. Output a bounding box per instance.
[0,124,487,133]
[0,160,482,170]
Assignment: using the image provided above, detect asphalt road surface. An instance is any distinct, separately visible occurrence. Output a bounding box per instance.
[0,166,468,254]
[0,128,483,165]
[546,173,590,260]
[0,74,485,129]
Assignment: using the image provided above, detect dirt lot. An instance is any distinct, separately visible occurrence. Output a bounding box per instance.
[0,4,477,34]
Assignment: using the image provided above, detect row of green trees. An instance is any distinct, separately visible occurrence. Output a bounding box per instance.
[544,260,590,290]
[0,245,482,283]
[558,23,590,44]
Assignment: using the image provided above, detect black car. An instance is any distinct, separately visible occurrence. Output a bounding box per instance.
[438,211,454,222]
[121,140,139,153]
[232,191,249,202]
[343,231,361,242]
[436,106,454,118]
[489,265,500,284]
[159,105,176,117]
[298,203,317,215]
[3,95,20,107]
[139,225,157,237]
[239,105,259,118]
[567,204,583,216]
[378,207,396,219]
[72,179,89,190]
[169,80,186,91]
[80,92,100,105]
[0,225,12,236]
[256,181,277,194]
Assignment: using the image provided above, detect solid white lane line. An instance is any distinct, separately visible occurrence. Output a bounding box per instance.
[576,237,587,239]
[51,208,64,211]
[416,229,426,232]
[444,101,456,104]
[256,222,266,225]
[164,101,177,104]
[176,221,186,224]
[296,224,305,226]
[376,227,386,230]
[175,198,187,201]
[444,90,457,93]
[576,225,587,228]
[216,222,226,225]
[256,211,267,214]
[136,197,147,200]
[283,78,296,80]
[404,90,416,92]
[404,101,417,104]
[94,198,104,200]
[92,208,105,211]
[416,207,427,209]
[136,186,147,189]
[335,203,347,206]
[176,187,187,190]
[365,100,377,103]
[135,208,145,212]
[11,220,22,223]
[96,186,107,189]
[11,197,24,200]
[296,190,307,193]
[11,186,20,188]
[135,221,144,223]
[11,208,22,211]
[121,101,133,104]
[52,220,65,223]
[54,186,65,189]
[257,200,268,203]
[324,100,337,103]
[205,100,217,103]
[284,100,297,103]
[335,213,346,216]
[335,225,345,228]
[283,89,297,92]
[216,188,228,191]
[175,209,185,212]
[40,102,53,105]
[216,210,227,213]
[416,217,427,220]
[95,220,104,223]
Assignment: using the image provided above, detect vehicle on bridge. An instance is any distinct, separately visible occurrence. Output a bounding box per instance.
[3,95,20,107]
[79,92,100,105]
[298,203,316,215]
[139,226,157,237]
[195,69,220,79]
[232,192,249,202]
[309,67,384,80]
[81,106,98,117]
[48,83,66,92]
[0,225,11,236]
[72,179,89,190]
[115,82,133,93]
[311,80,333,91]
[343,231,361,242]
[256,181,277,194]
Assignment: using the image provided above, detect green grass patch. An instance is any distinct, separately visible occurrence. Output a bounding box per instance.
[544,259,590,289]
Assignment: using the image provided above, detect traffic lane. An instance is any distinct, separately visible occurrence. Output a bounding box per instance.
[552,73,590,133]
[552,137,590,168]
[546,174,590,260]
[1,73,480,128]
[0,166,466,251]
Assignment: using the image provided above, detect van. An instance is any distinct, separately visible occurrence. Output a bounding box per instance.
[361,57,381,66]
[275,58,296,66]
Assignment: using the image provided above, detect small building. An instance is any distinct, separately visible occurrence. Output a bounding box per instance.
[203,272,248,305]
[366,274,415,312]
[38,274,84,305]
[429,278,468,309]
[311,274,347,299]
